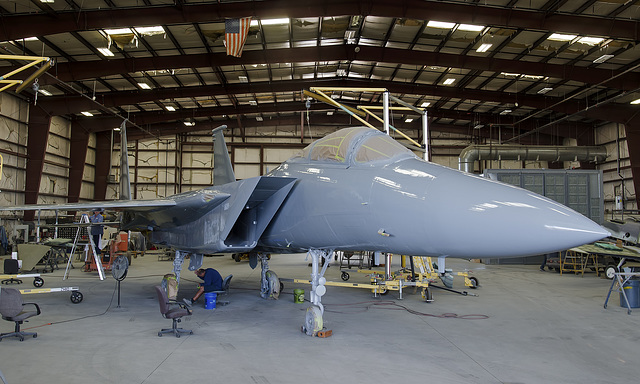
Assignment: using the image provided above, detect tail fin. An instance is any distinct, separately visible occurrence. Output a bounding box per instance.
[119,120,132,200]
[212,125,235,185]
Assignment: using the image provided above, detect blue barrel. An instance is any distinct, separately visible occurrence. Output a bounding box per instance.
[204,292,217,310]
[620,279,640,308]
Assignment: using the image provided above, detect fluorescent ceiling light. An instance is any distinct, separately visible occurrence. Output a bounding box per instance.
[97,47,114,57]
[138,83,151,89]
[81,111,93,117]
[38,89,52,96]
[427,20,455,29]
[538,87,553,94]
[457,24,485,32]
[104,28,132,35]
[501,72,521,78]
[548,33,577,42]
[327,111,334,116]
[134,26,164,35]
[254,18,290,26]
[421,102,431,108]
[19,37,38,41]
[183,120,195,126]
[238,76,248,83]
[405,118,414,123]
[165,106,175,111]
[593,54,614,64]
[256,116,264,121]
[474,124,485,129]
[630,98,640,105]
[500,109,512,115]
[114,127,121,131]
[578,37,604,45]
[40,0,55,3]
[476,43,492,53]
[443,78,455,85]
[336,69,347,76]
[249,100,257,105]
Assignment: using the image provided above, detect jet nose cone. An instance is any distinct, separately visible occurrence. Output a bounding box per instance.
[429,171,610,258]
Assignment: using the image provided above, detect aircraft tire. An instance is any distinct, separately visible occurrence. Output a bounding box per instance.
[422,287,433,302]
[605,264,617,279]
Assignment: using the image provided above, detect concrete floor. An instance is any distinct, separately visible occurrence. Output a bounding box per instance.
[0,251,638,384]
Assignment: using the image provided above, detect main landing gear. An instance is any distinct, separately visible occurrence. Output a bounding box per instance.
[259,253,280,299]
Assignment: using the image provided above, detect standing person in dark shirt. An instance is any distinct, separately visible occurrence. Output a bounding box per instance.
[183,268,223,306]
[90,209,104,255]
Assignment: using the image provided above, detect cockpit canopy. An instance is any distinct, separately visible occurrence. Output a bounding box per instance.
[296,127,416,165]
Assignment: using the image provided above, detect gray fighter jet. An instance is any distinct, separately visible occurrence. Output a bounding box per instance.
[0,126,609,333]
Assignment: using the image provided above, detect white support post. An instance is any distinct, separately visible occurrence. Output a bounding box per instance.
[422,109,429,161]
[383,91,390,135]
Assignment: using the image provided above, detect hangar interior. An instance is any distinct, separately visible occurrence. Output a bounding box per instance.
[0,1,640,383]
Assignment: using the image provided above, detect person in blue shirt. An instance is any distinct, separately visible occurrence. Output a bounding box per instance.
[89,209,104,255]
[183,268,223,306]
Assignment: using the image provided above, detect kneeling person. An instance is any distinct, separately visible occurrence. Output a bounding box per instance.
[183,268,223,306]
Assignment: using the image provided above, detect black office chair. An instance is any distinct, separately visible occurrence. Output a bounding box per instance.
[0,287,41,341]
[154,286,193,338]
[213,274,233,306]
[1,259,22,285]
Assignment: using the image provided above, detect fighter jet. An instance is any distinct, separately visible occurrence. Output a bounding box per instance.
[0,126,609,334]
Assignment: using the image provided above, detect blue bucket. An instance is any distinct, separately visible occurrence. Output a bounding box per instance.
[620,279,640,309]
[204,292,217,310]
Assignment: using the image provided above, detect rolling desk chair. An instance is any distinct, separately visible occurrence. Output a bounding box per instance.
[155,286,193,338]
[0,287,41,341]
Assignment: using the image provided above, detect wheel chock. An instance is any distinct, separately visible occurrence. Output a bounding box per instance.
[316,329,332,338]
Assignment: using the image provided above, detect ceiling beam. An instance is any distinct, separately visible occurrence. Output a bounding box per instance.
[2,0,640,42]
[35,46,640,92]
[72,99,590,144]
[123,113,560,146]
[38,78,637,124]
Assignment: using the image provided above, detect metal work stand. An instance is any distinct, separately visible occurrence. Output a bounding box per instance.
[604,271,640,315]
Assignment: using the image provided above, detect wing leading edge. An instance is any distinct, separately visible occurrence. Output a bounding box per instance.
[0,199,176,212]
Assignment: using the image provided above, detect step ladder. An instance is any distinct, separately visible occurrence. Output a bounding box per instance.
[63,214,105,280]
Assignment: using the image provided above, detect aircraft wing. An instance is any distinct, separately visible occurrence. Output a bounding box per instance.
[0,199,176,212]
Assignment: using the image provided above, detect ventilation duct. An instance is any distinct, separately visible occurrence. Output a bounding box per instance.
[458,144,607,173]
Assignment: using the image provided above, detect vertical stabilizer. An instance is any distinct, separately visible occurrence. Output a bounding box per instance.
[212,125,235,186]
[119,120,132,200]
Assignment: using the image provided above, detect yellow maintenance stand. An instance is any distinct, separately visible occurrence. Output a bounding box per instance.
[285,254,478,303]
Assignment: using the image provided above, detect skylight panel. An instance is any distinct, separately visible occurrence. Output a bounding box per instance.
[548,33,577,42]
[578,37,603,45]
[134,26,165,35]
[104,28,133,35]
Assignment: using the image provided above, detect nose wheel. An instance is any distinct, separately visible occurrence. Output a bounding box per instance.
[302,306,323,336]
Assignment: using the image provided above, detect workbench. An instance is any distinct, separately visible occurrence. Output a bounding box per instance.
[561,243,640,277]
